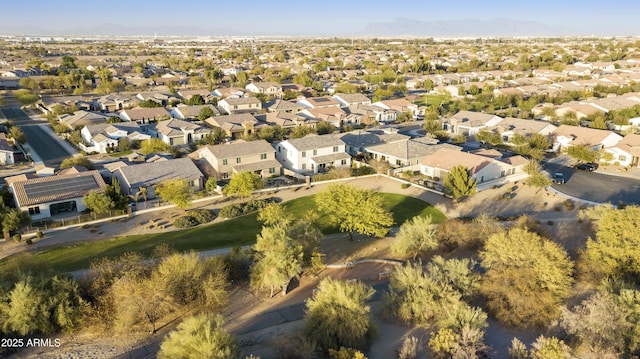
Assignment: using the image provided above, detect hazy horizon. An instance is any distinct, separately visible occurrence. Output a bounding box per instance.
[2,0,640,37]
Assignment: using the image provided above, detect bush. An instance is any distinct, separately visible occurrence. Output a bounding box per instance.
[218,198,275,218]
[36,230,44,239]
[25,238,33,245]
[354,166,375,176]
[401,183,410,189]
[563,199,575,211]
[13,233,22,243]
[547,220,554,225]
[173,216,199,228]
[186,209,216,224]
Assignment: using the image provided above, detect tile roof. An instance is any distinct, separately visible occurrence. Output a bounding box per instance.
[203,139,274,159]
[420,148,492,175]
[10,170,106,207]
[555,125,618,146]
[117,157,203,190]
[367,141,459,160]
[285,134,345,151]
[613,133,640,156]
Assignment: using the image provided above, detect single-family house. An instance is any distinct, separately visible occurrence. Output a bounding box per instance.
[6,169,107,220]
[554,125,623,151]
[170,104,220,120]
[119,107,171,124]
[339,129,409,156]
[135,92,176,107]
[219,97,262,115]
[373,98,419,118]
[255,112,319,130]
[443,111,503,136]
[0,133,18,165]
[345,104,396,124]
[177,89,215,103]
[602,133,640,167]
[245,82,283,97]
[80,122,150,153]
[58,110,110,130]
[483,117,558,144]
[212,87,246,98]
[93,94,132,112]
[147,118,212,146]
[333,93,372,107]
[366,139,458,170]
[198,139,281,179]
[296,96,341,109]
[420,148,528,188]
[275,134,351,174]
[299,107,347,128]
[263,99,306,113]
[113,157,203,198]
[205,114,268,139]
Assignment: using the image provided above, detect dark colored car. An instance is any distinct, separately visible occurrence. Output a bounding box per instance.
[574,162,598,171]
[553,172,565,184]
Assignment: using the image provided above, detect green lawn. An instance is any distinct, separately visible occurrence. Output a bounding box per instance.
[2,193,445,273]
[417,94,451,107]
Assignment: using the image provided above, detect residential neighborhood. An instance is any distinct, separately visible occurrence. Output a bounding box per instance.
[3,20,640,359]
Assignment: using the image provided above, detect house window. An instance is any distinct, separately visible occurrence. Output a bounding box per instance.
[333,146,339,153]
[277,146,281,153]
[302,151,306,158]
[302,164,306,170]
[268,167,275,174]
[222,159,228,166]
[313,149,317,156]
[396,159,402,166]
[234,105,238,110]
[260,153,267,160]
[188,180,195,187]
[28,206,40,215]
[236,157,241,164]
[341,159,347,165]
[500,170,505,177]
[222,172,229,179]
[619,155,627,161]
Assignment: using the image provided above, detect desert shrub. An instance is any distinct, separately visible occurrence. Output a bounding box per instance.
[13,233,22,242]
[36,230,44,239]
[173,216,199,228]
[186,209,216,224]
[401,183,410,189]
[218,198,275,218]
[354,166,375,176]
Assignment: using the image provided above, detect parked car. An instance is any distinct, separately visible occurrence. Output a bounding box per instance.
[553,172,565,184]
[574,162,598,172]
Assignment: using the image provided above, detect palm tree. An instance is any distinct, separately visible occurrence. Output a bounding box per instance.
[135,186,148,209]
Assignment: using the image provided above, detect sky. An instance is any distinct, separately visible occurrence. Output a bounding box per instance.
[2,0,640,37]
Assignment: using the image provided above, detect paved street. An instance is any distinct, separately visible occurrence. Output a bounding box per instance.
[0,105,76,166]
[545,162,640,205]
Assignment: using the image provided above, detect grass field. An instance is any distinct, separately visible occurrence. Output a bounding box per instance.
[1,193,446,273]
[417,93,451,107]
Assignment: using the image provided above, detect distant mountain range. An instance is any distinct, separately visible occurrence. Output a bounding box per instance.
[1,17,638,38]
[360,18,638,38]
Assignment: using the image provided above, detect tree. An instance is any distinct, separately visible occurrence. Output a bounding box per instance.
[290,125,314,139]
[567,144,597,163]
[60,155,94,170]
[480,228,574,328]
[154,252,229,308]
[140,138,170,155]
[1,278,51,335]
[426,256,481,298]
[524,160,552,193]
[583,205,640,285]
[202,127,228,145]
[385,261,461,325]
[158,314,240,359]
[9,126,27,144]
[315,121,335,135]
[559,292,627,355]
[304,278,375,351]
[198,106,215,121]
[186,94,205,106]
[155,178,193,209]
[474,130,502,146]
[0,206,30,238]
[139,99,162,108]
[83,190,115,219]
[392,215,438,260]
[529,336,572,359]
[250,226,303,297]
[257,202,293,228]
[443,165,477,202]
[205,178,218,193]
[328,347,368,359]
[316,184,393,240]
[257,125,285,143]
[111,274,173,334]
[13,89,39,106]
[223,172,263,198]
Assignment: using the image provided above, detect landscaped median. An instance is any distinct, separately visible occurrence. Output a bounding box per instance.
[0,193,446,273]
